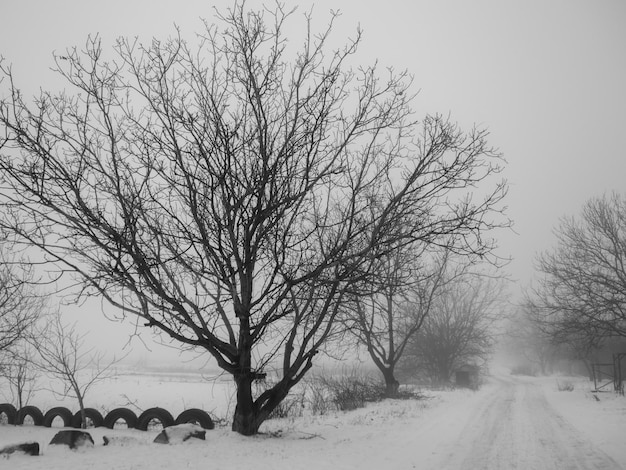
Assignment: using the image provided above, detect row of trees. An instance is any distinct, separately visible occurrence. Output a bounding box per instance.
[344,245,503,394]
[513,192,626,374]
[0,3,508,434]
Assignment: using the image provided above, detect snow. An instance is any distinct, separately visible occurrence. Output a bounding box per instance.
[153,423,205,444]
[1,370,625,469]
[541,375,626,465]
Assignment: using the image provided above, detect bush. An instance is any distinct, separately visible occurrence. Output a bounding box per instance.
[394,387,428,400]
[557,380,574,392]
[306,381,334,416]
[257,372,425,419]
[510,365,536,376]
[267,394,305,420]
[317,375,386,411]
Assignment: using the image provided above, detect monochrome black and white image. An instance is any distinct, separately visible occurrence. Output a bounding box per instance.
[0,1,625,468]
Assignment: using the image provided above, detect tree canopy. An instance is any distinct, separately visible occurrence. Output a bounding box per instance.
[530,192,626,346]
[0,3,507,434]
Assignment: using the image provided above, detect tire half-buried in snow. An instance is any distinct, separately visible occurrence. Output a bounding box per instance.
[103,407,138,429]
[0,403,17,425]
[16,406,44,426]
[43,406,73,427]
[136,407,175,431]
[71,408,104,428]
[175,408,215,430]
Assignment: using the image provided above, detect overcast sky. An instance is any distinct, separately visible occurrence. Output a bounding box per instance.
[1,0,625,364]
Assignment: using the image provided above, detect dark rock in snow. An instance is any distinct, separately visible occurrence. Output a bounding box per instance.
[0,441,40,456]
[49,430,94,449]
[153,423,206,444]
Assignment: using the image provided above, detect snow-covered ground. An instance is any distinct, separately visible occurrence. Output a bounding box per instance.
[1,370,625,469]
[541,375,626,467]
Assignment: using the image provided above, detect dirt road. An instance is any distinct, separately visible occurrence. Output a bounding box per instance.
[435,375,622,470]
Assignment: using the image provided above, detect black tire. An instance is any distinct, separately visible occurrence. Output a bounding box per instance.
[43,406,74,427]
[0,403,18,425]
[136,407,175,431]
[175,408,215,430]
[71,408,104,428]
[103,407,138,429]
[16,405,44,426]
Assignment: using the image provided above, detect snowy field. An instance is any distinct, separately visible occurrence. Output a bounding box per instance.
[1,370,625,469]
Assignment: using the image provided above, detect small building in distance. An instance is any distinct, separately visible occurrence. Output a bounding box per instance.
[455,364,480,389]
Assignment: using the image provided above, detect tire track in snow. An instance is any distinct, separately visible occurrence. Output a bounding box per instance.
[438,375,622,470]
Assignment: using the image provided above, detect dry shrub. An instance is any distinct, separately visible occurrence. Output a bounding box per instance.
[267,394,305,420]
[306,380,334,416]
[510,365,536,376]
[316,374,386,411]
[556,380,574,392]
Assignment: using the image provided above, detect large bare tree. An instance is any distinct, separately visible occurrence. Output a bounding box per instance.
[530,192,626,344]
[0,4,507,434]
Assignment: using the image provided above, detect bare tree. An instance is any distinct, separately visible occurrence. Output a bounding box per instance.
[0,243,42,409]
[505,306,558,375]
[0,345,38,409]
[344,245,451,396]
[519,299,607,378]
[530,192,626,344]
[0,249,41,354]
[0,4,507,434]
[402,270,504,385]
[30,312,118,428]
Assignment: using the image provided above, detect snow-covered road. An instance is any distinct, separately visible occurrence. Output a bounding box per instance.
[435,375,622,470]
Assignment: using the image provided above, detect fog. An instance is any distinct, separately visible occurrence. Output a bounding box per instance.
[1,0,624,367]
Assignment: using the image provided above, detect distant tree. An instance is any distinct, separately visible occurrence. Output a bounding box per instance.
[524,297,607,375]
[0,345,38,409]
[0,243,42,409]
[505,306,558,375]
[402,270,504,385]
[0,248,41,354]
[30,312,119,428]
[345,245,450,396]
[530,193,626,344]
[0,3,507,434]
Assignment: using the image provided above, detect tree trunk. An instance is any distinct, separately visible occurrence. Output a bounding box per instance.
[583,359,594,381]
[73,380,86,429]
[381,367,400,397]
[231,372,263,435]
[78,396,86,429]
[232,310,271,436]
[231,372,293,435]
[230,312,304,435]
[437,365,450,387]
[17,378,24,409]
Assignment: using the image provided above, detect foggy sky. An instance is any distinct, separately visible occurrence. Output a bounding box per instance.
[1,0,625,363]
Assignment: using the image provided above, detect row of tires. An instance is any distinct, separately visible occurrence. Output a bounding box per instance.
[0,404,215,430]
